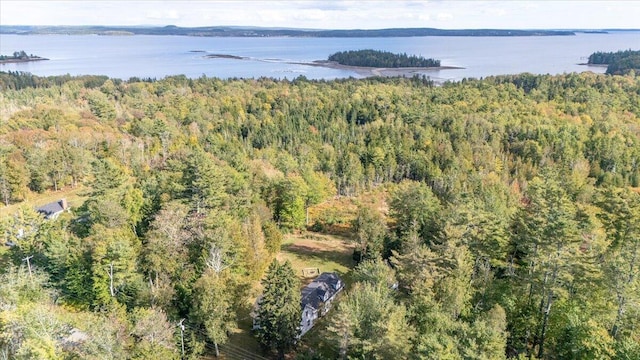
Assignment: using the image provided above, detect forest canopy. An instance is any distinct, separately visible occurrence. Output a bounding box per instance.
[327,49,441,68]
[1,70,640,359]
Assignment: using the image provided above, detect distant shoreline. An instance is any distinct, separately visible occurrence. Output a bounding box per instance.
[0,56,49,64]
[0,25,579,38]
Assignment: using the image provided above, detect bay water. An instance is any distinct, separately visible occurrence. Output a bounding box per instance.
[1,32,639,81]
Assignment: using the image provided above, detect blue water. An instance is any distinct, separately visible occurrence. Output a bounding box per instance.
[1,32,639,81]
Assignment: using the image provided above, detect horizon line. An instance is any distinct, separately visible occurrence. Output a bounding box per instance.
[2,25,640,31]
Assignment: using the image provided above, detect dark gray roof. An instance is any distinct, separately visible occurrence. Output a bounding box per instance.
[36,200,66,217]
[301,272,342,310]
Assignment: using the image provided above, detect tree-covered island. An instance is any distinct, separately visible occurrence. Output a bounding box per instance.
[587,49,640,75]
[0,50,48,64]
[328,49,441,68]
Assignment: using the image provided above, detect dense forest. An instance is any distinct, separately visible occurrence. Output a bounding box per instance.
[328,50,440,68]
[1,70,640,359]
[588,49,640,75]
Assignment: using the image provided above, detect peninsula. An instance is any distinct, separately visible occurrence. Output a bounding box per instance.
[584,49,640,75]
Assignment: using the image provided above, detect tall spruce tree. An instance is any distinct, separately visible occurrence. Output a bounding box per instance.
[255,260,301,359]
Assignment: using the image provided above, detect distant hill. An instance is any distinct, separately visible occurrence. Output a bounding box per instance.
[0,25,577,37]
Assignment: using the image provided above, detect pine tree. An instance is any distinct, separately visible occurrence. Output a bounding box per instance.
[255,260,301,359]
[351,206,387,261]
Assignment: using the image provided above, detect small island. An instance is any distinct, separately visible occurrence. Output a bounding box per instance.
[205,53,246,60]
[0,50,48,64]
[586,49,640,75]
[306,49,459,77]
[327,49,440,68]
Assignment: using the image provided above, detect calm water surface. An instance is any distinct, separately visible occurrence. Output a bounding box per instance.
[1,32,639,81]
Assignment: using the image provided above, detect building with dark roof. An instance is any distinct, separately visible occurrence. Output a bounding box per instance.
[252,272,344,338]
[300,272,343,336]
[36,198,68,219]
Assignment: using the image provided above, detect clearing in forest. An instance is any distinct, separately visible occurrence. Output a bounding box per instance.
[0,186,87,218]
[278,232,356,284]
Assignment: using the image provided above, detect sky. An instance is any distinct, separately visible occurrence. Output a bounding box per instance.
[1,0,640,30]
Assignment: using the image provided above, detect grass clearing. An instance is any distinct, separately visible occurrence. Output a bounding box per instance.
[0,186,88,218]
[278,232,356,286]
[307,187,389,236]
[1,186,88,271]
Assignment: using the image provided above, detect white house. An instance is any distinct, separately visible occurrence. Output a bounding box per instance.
[252,272,344,338]
[299,272,344,336]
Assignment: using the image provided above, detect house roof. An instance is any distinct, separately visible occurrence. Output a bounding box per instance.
[301,272,342,311]
[36,199,67,217]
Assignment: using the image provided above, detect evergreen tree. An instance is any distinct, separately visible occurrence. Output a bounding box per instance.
[351,206,387,261]
[255,260,301,359]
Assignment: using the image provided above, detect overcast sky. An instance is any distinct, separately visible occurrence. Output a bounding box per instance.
[1,1,639,30]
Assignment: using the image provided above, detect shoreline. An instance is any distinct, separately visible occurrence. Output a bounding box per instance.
[577,63,608,67]
[299,60,463,77]
[0,57,49,64]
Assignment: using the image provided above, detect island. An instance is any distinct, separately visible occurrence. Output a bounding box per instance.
[327,49,440,68]
[586,49,640,75]
[0,50,48,64]
[301,49,460,77]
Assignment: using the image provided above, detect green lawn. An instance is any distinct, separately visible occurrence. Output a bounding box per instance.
[0,186,88,218]
[278,232,356,286]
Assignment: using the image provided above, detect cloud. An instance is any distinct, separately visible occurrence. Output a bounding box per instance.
[146,9,180,21]
[1,1,640,29]
[436,12,454,21]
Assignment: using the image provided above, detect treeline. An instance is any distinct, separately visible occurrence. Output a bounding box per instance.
[588,49,640,75]
[328,49,440,68]
[588,49,640,64]
[1,71,640,359]
[0,50,33,60]
[0,71,112,90]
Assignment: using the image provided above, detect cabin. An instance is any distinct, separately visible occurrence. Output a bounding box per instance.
[36,198,69,219]
[252,272,344,338]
